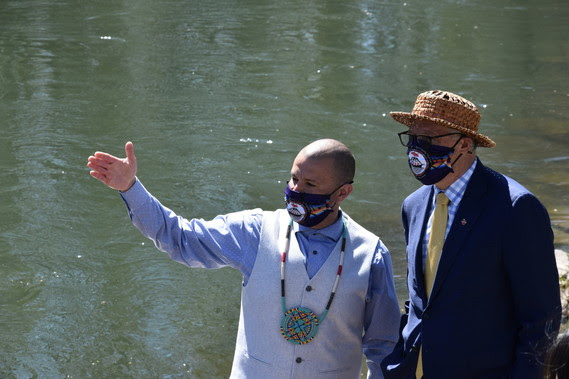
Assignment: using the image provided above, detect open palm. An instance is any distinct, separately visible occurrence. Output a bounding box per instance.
[88,141,138,192]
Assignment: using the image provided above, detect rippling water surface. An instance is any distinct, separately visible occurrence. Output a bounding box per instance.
[1,0,568,377]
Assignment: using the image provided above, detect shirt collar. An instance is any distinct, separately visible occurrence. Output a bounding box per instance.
[296,210,344,242]
[433,158,477,205]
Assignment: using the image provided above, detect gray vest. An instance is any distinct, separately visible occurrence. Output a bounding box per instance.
[230,209,377,378]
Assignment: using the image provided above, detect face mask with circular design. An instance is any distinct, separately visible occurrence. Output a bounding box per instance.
[407,137,463,185]
[284,182,349,227]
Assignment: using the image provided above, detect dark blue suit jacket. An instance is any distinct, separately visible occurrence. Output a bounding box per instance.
[382,160,561,378]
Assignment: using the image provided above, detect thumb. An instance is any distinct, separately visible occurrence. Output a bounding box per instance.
[125,141,136,162]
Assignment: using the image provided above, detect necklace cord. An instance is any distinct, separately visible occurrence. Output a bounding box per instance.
[280,218,347,322]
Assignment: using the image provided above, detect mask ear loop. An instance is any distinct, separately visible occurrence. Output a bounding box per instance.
[326,180,354,210]
[447,136,466,168]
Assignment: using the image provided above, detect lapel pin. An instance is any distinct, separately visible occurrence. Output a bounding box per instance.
[461,218,467,226]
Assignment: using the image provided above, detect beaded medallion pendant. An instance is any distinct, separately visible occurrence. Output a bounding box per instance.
[279,219,347,345]
[280,307,319,345]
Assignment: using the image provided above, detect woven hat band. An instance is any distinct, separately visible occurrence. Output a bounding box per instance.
[412,95,481,132]
[389,90,496,148]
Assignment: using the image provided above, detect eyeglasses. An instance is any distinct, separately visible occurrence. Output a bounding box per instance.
[397,131,463,148]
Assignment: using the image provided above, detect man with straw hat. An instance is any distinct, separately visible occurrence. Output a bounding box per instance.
[380,90,561,378]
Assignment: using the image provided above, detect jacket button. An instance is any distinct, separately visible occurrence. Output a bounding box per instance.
[306,286,312,292]
[423,313,429,320]
[296,357,302,363]
[411,346,418,352]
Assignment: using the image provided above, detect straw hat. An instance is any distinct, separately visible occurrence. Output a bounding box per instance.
[390,90,496,148]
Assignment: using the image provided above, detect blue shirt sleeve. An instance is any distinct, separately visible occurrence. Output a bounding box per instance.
[120,179,401,378]
[119,179,263,281]
[363,240,402,379]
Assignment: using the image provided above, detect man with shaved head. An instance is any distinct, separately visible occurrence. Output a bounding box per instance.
[88,139,400,378]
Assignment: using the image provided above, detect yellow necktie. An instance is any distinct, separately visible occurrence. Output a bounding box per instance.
[416,192,449,378]
[424,192,449,297]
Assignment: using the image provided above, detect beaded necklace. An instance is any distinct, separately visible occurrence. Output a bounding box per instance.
[279,218,347,345]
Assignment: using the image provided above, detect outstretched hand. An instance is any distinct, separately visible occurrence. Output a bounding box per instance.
[88,141,138,192]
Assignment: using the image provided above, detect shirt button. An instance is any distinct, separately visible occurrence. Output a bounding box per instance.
[312,250,318,255]
[296,357,302,363]
[306,286,312,292]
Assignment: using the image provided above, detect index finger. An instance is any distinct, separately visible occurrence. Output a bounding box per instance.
[93,151,120,163]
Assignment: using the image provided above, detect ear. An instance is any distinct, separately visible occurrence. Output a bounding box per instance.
[336,183,353,203]
[459,136,474,153]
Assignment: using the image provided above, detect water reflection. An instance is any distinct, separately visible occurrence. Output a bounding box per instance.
[1,0,568,377]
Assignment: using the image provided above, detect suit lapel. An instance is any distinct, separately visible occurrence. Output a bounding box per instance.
[408,186,433,304]
[428,161,489,302]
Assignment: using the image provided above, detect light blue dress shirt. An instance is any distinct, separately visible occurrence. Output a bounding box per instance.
[119,179,400,378]
[422,158,478,264]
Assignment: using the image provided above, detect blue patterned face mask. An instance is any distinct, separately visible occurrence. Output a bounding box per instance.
[407,137,463,185]
[284,183,347,227]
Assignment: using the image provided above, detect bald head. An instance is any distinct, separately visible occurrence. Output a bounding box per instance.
[298,139,355,185]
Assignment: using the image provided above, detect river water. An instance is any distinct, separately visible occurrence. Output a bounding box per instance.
[1,0,568,377]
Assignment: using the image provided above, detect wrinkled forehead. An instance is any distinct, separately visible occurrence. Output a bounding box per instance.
[291,153,336,179]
